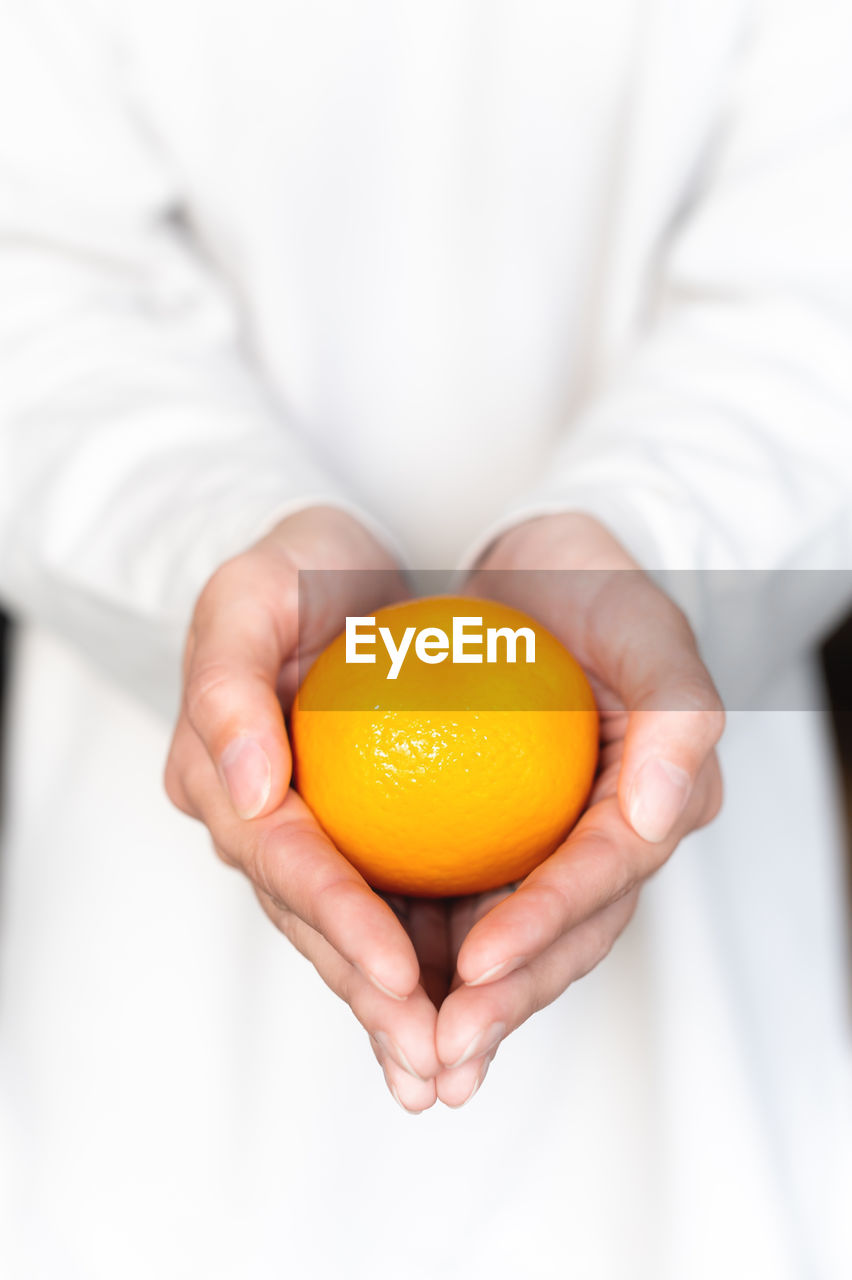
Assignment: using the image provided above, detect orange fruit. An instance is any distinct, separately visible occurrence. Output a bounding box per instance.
[290,596,598,897]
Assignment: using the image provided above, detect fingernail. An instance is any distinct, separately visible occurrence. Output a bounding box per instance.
[629,758,690,843]
[388,1082,423,1115]
[355,964,409,1002]
[465,956,527,987]
[388,1083,407,1111]
[373,1031,426,1080]
[220,738,271,819]
[446,1021,506,1070]
[450,1055,493,1109]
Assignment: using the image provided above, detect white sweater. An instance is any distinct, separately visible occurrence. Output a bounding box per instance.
[0,2,850,1277]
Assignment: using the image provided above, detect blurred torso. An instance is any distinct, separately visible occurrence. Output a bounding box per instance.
[110,0,739,563]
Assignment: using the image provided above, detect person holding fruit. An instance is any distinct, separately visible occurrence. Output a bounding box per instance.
[0,2,850,1279]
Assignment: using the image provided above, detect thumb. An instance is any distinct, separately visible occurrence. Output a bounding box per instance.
[184,553,296,820]
[598,581,725,844]
[618,702,724,844]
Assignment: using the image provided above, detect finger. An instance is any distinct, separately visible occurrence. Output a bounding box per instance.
[587,575,725,843]
[618,702,725,844]
[448,885,519,960]
[257,889,442,1080]
[185,549,297,820]
[180,732,422,1000]
[455,757,721,986]
[445,886,518,990]
[435,1046,498,1109]
[256,800,421,999]
[399,899,453,1008]
[436,889,640,1077]
[371,1040,438,1113]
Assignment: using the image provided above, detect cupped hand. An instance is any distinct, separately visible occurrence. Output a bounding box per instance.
[164,506,445,1112]
[429,513,725,1106]
[165,507,724,1114]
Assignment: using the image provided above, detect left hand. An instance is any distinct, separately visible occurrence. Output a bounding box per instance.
[419,512,725,1107]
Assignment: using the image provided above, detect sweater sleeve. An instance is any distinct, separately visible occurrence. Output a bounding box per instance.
[461,0,852,689]
[0,0,389,717]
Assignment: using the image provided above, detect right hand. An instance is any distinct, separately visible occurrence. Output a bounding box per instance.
[164,506,443,1111]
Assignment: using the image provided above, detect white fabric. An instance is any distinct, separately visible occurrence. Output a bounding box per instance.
[0,1,851,1275]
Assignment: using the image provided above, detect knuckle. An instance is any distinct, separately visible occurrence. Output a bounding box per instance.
[210,839,239,869]
[528,970,552,1017]
[272,901,299,943]
[666,675,720,716]
[588,921,617,973]
[657,684,726,753]
[708,699,727,744]
[662,598,695,642]
[163,754,190,813]
[678,677,725,734]
[518,967,546,1018]
[589,906,628,970]
[194,556,249,620]
[694,699,726,752]
[571,895,639,987]
[269,572,299,626]
[184,662,235,730]
[315,875,364,921]
[583,825,638,903]
[242,827,277,897]
[698,762,724,828]
[338,966,358,1010]
[523,878,575,933]
[244,822,309,909]
[196,548,297,635]
[254,886,299,944]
